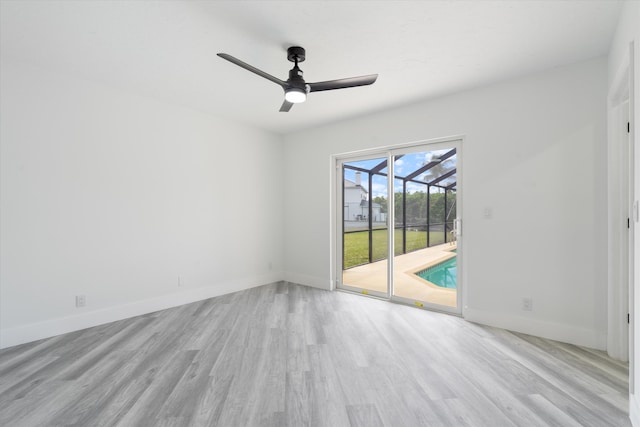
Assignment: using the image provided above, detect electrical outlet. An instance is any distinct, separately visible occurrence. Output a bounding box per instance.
[522,297,533,311]
[178,276,182,287]
[76,295,86,308]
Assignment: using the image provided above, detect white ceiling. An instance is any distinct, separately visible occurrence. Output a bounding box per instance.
[0,0,623,135]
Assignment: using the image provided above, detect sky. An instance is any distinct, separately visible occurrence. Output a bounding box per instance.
[344,148,456,199]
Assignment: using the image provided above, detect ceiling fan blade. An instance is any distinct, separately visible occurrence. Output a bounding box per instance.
[279,99,294,112]
[308,74,378,92]
[217,53,286,88]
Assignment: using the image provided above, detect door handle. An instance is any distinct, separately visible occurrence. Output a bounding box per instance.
[454,219,462,236]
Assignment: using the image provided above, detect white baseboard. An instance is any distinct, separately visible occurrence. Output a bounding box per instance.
[0,272,283,349]
[464,307,607,350]
[6,276,608,353]
[283,271,331,290]
[631,393,640,426]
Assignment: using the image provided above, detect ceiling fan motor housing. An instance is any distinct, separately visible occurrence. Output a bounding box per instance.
[288,66,305,87]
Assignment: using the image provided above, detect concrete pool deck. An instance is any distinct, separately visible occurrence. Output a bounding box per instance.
[342,243,457,307]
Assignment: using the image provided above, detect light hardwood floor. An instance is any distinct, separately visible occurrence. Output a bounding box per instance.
[0,282,630,426]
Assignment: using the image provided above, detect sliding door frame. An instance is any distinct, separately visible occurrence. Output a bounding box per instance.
[335,152,391,299]
[333,136,464,315]
[388,140,463,315]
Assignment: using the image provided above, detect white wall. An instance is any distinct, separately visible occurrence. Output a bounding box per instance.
[284,57,608,349]
[608,1,640,425]
[0,58,284,348]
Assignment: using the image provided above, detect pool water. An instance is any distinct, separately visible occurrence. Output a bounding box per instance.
[415,256,457,289]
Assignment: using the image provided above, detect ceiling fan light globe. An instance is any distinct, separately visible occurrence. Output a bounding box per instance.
[285,88,306,103]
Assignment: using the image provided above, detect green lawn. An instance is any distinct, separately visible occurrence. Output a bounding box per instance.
[343,229,446,268]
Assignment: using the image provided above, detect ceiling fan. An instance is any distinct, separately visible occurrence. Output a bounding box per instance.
[217,46,378,112]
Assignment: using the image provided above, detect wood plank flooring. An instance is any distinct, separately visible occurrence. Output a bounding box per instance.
[0,282,630,426]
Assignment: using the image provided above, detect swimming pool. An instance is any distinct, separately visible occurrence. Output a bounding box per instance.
[415,256,457,289]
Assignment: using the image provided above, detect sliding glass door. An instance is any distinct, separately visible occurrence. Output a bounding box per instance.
[337,140,462,314]
[339,155,390,298]
[391,146,459,310]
